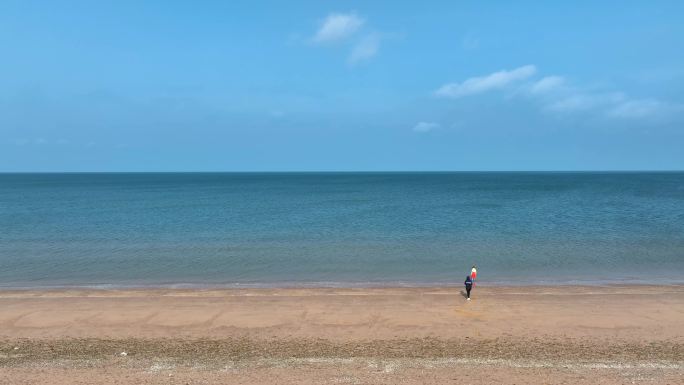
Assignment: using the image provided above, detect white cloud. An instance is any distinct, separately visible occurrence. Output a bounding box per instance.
[530,76,565,94]
[544,90,680,120]
[547,92,625,113]
[413,121,440,133]
[312,13,364,44]
[308,12,387,65]
[348,34,380,65]
[606,99,678,119]
[435,65,537,98]
[433,64,681,121]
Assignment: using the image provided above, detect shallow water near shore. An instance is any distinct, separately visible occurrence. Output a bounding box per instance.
[1,172,683,288]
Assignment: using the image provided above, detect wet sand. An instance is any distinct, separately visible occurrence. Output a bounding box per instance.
[1,285,682,384]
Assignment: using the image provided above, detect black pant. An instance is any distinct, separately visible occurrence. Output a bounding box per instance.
[465,285,472,298]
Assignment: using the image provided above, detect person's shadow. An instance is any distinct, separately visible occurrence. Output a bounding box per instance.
[460,290,468,299]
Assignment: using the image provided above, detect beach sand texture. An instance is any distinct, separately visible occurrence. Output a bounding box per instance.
[1,285,682,384]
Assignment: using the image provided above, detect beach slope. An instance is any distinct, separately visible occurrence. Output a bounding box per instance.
[1,285,682,384]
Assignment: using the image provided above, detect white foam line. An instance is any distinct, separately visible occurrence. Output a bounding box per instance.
[147,362,176,373]
[9,357,682,372]
[240,357,682,371]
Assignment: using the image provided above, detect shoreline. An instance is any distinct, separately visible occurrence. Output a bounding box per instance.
[2,278,684,291]
[2,283,683,296]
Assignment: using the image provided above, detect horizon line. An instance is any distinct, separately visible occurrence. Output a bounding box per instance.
[1,170,684,174]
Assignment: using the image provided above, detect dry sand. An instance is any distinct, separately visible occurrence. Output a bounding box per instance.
[1,285,682,384]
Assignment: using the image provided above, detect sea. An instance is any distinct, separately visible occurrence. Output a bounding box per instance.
[1,172,683,289]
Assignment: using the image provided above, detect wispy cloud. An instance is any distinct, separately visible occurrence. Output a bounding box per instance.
[530,76,565,94]
[269,109,286,118]
[348,34,380,65]
[13,138,49,146]
[546,92,625,113]
[434,65,681,121]
[541,87,680,120]
[606,99,682,119]
[312,13,364,44]
[413,121,440,133]
[435,65,537,98]
[308,12,386,65]
[11,138,78,146]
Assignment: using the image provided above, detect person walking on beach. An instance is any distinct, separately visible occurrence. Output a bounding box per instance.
[464,275,473,300]
[471,265,477,285]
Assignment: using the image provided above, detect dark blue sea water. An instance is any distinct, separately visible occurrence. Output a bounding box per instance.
[1,172,683,288]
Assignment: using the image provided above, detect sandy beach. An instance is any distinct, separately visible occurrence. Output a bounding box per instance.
[1,285,682,384]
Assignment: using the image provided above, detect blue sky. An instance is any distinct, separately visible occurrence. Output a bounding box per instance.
[1,0,683,171]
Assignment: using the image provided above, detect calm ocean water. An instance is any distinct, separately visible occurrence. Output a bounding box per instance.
[1,172,683,288]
